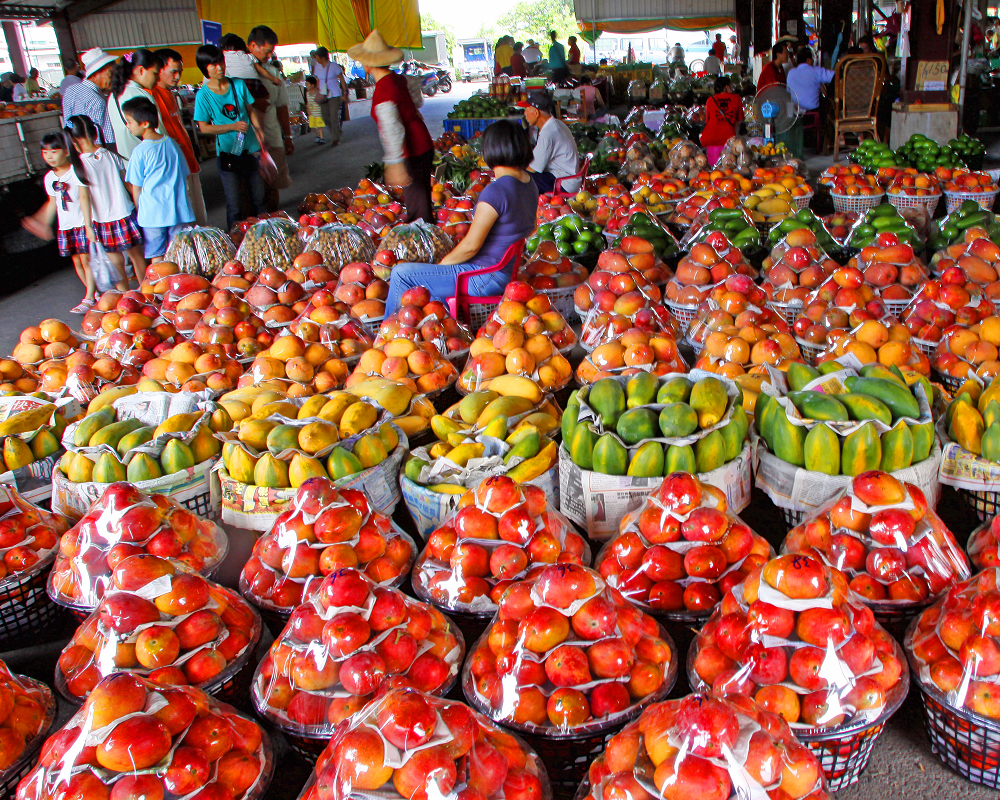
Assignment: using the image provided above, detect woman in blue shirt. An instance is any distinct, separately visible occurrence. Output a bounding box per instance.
[384,120,538,315]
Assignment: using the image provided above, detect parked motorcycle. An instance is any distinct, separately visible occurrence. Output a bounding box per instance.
[399,60,441,96]
[435,68,453,93]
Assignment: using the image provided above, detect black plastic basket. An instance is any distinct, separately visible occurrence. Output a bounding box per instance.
[779,505,808,532]
[257,606,291,639]
[798,718,890,790]
[869,599,931,642]
[956,486,1000,522]
[0,565,65,648]
[519,728,617,800]
[282,730,330,762]
[917,686,1000,786]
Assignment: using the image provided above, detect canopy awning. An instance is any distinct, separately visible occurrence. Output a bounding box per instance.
[573,0,734,34]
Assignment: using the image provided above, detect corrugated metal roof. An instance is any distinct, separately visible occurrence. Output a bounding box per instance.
[574,0,733,22]
[73,0,202,49]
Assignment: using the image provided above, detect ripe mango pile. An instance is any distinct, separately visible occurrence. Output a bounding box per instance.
[946,374,1000,460]
[756,362,935,475]
[563,373,748,477]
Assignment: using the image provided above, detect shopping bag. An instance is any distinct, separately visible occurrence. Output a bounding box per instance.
[89,239,117,292]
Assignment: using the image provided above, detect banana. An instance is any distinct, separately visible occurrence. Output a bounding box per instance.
[486,375,543,404]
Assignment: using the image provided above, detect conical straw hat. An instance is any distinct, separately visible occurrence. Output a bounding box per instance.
[348,29,403,67]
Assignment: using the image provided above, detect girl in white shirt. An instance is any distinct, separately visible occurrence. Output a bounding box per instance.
[107,49,162,160]
[21,131,96,311]
[67,114,145,286]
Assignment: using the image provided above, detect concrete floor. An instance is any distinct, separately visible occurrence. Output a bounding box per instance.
[3,83,1000,798]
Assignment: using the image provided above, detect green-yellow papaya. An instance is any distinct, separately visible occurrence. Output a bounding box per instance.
[880,420,914,472]
[658,404,699,438]
[626,372,659,408]
[627,441,664,477]
[126,453,162,482]
[841,424,882,476]
[592,434,627,475]
[804,424,840,475]
[694,429,726,473]
[92,452,127,483]
[160,439,196,474]
[664,444,697,474]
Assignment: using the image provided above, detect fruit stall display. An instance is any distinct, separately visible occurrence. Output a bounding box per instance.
[55,553,262,705]
[941,170,1000,213]
[664,235,758,322]
[842,203,921,253]
[929,202,1000,250]
[15,674,274,800]
[689,553,909,788]
[373,287,473,363]
[594,471,772,617]
[761,227,840,319]
[606,211,682,265]
[938,377,1000,518]
[251,568,464,754]
[348,337,459,397]
[681,206,762,254]
[576,692,832,800]
[164,226,237,277]
[526,214,605,264]
[0,658,55,795]
[235,217,305,272]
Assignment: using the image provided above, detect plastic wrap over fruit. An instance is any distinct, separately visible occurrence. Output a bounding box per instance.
[574,254,665,317]
[687,275,789,347]
[761,231,839,306]
[241,479,415,612]
[0,659,55,773]
[47,483,228,610]
[967,516,1000,571]
[714,135,757,174]
[252,568,464,736]
[681,208,761,252]
[929,228,1000,285]
[234,218,304,272]
[689,554,910,731]
[0,485,69,587]
[907,568,1000,720]
[380,220,454,264]
[16,674,273,800]
[55,553,261,700]
[665,237,758,308]
[595,473,772,616]
[579,692,832,800]
[413,475,591,614]
[333,261,389,323]
[462,563,675,734]
[305,223,377,268]
[667,139,708,175]
[375,288,472,359]
[575,326,686,385]
[296,686,551,800]
[814,317,931,376]
[165,226,237,277]
[349,339,459,396]
[783,471,969,606]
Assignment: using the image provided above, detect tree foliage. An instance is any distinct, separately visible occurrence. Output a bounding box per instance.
[495,0,578,45]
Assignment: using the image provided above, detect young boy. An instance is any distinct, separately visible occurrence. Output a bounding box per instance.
[121,96,194,261]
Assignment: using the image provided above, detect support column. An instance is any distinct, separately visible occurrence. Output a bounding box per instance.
[752,0,772,53]
[819,0,852,66]
[51,12,77,73]
[2,23,27,76]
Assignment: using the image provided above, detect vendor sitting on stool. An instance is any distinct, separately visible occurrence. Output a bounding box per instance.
[518,92,581,194]
[700,75,744,165]
[383,120,538,315]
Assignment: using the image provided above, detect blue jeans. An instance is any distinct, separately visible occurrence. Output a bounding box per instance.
[384,261,511,316]
[529,171,556,193]
[218,156,266,230]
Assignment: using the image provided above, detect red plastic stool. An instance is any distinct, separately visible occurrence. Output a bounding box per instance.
[552,153,593,198]
[445,241,525,329]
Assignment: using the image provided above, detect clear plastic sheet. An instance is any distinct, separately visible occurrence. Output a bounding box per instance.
[165,226,237,277]
[380,221,454,264]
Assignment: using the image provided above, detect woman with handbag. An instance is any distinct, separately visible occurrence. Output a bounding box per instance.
[107,49,163,161]
[193,44,267,230]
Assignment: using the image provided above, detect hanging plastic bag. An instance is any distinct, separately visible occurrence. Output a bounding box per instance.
[89,239,118,293]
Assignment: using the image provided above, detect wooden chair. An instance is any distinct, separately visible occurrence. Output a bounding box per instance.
[832,54,886,161]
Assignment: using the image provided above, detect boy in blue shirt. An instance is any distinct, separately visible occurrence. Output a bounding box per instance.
[122,96,194,259]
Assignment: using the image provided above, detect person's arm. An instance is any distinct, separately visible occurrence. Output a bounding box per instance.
[820,66,836,83]
[127,182,141,206]
[439,202,499,264]
[373,100,410,186]
[245,97,266,147]
[254,62,282,85]
[21,196,56,239]
[79,185,96,243]
[197,118,245,136]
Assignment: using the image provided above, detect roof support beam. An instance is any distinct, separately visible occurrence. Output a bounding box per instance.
[66,0,125,23]
[0,6,53,20]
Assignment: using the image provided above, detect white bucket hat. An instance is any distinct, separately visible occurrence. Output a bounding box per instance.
[81,48,116,78]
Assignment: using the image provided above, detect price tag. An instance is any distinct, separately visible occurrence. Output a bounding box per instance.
[915,60,948,91]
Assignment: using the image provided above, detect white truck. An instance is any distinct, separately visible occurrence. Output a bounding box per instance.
[455,38,493,82]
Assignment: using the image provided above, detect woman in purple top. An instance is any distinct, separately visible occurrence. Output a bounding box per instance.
[384,120,538,315]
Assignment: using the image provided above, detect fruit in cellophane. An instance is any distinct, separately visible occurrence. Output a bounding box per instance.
[690,553,908,729]
[761,227,839,307]
[47,483,227,610]
[813,318,930,375]
[280,316,372,365]
[297,686,550,800]
[331,260,389,323]
[252,569,463,735]
[522,249,589,292]
[579,692,831,800]
[575,326,686,385]
[16,674,273,800]
[349,336,459,396]
[463,563,674,732]
[0,486,69,582]
[0,659,53,772]
[688,167,753,193]
[573,249,666,315]
[943,169,1000,193]
[887,170,942,197]
[241,479,414,612]
[375,286,473,356]
[790,267,887,347]
[665,233,757,308]
[930,228,1000,300]
[907,568,1000,720]
[10,318,80,369]
[846,232,929,304]
[931,315,1000,382]
[595,472,771,615]
[55,553,260,700]
[784,471,969,604]
[967,515,1000,570]
[820,165,882,196]
[436,194,476,241]
[240,263,310,327]
[667,190,741,228]
[413,475,589,613]
[459,283,575,393]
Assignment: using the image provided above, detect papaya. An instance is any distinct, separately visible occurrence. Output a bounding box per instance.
[804,425,839,475]
[947,392,974,429]
[690,377,728,428]
[983,422,1000,462]
[841,424,882,476]
[354,434,389,468]
[694,429,726,473]
[327,447,364,479]
[616,408,658,446]
[30,429,59,460]
[844,377,920,421]
[378,423,399,453]
[51,412,67,439]
[67,452,95,483]
[817,360,842,375]
[227,446,259,484]
[754,392,774,441]
[859,363,907,386]
[507,441,557,482]
[787,362,821,391]
[296,395,328,421]
[92,452,127,483]
[459,390,500,424]
[404,456,427,482]
[979,377,1000,414]
[837,393,892,425]
[880,420,914,472]
[160,440,196,474]
[592,434,627,475]
[628,441,664,477]
[950,402,985,455]
[626,372,658,408]
[58,450,74,476]
[771,409,807,467]
[340,402,379,438]
[239,419,279,451]
[517,412,559,435]
[910,421,934,464]
[266,424,299,455]
[89,418,143,449]
[319,393,360,424]
[658,404,699,438]
[589,378,626,428]
[664,443,697,474]
[429,442,450,459]
[562,400,580,445]
[449,442,485,467]
[154,412,202,438]
[289,453,327,487]
[984,399,1000,430]
[569,423,599,470]
[787,391,848,422]
[72,405,116,447]
[254,453,290,488]
[719,411,747,460]
[126,453,162,482]
[190,425,221,463]
[298,421,340,454]
[220,399,251,423]
[117,426,155,456]
[2,437,32,471]
[657,377,692,405]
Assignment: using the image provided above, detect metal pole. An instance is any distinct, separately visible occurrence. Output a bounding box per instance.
[958,0,973,131]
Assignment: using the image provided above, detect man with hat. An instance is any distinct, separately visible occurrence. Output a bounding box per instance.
[348,30,434,223]
[518,92,580,194]
[62,48,117,148]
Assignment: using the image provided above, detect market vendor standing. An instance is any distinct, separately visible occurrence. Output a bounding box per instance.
[348,30,434,223]
[700,75,744,163]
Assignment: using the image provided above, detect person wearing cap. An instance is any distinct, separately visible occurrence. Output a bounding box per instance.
[518,92,581,194]
[349,30,434,223]
[757,42,790,92]
[62,49,117,148]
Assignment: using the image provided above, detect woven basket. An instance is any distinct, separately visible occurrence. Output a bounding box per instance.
[945,189,999,213]
[539,284,580,323]
[795,337,826,366]
[766,299,804,326]
[888,192,941,215]
[793,191,814,210]
[831,192,885,214]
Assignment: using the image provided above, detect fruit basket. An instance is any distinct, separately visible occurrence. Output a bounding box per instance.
[943,172,1000,213]
[830,191,885,214]
[0,486,70,647]
[374,286,473,367]
[15,674,274,800]
[689,553,910,789]
[0,663,56,800]
[462,563,677,798]
[54,554,262,709]
[235,217,304,272]
[252,568,464,758]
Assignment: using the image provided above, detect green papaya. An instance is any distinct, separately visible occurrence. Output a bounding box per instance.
[844,377,920,421]
[117,426,155,456]
[771,409,807,467]
[719,405,748,460]
[880,420,914,472]
[787,361,821,391]
[92,452,127,483]
[626,372,658,408]
[30,429,59,459]
[837,393,892,425]
[754,392,774,441]
[658,404,699,438]
[254,453,290,488]
[804,425,840,474]
[817,360,842,375]
[404,455,427,482]
[787,391,849,422]
[616,408,658,446]
[627,441,664,477]
[841,424,882,476]
[656,377,692,405]
[690,377,728,428]
[589,378,626,428]
[664,444,697,474]
[67,452,94,483]
[327,447,364,479]
[562,398,580,444]
[569,422,599,470]
[89,418,143,449]
[72,405,116,447]
[267,424,301,456]
[126,452,163,482]
[910,421,935,463]
[984,399,1000,430]
[695,430,726,473]
[592,434,627,475]
[160,439,196,474]
[504,430,541,463]
[983,422,1000,462]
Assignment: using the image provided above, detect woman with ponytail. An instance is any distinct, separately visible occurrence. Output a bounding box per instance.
[107,49,162,160]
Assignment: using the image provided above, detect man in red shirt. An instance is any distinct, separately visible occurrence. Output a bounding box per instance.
[349,30,435,223]
[510,42,528,78]
[711,34,727,60]
[757,43,790,92]
[568,36,581,65]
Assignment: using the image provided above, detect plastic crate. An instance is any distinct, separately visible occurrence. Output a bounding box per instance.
[0,565,65,649]
[916,683,1000,787]
[793,191,814,210]
[541,284,580,323]
[664,300,699,331]
[795,337,825,366]
[443,117,514,139]
[767,299,804,326]
[831,192,885,214]
[887,192,941,215]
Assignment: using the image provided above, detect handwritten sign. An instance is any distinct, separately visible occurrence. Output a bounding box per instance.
[915,60,949,91]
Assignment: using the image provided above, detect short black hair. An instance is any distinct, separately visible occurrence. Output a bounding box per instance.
[306,74,318,86]
[771,43,785,59]
[314,46,330,59]
[196,45,225,77]
[155,48,183,66]
[121,96,159,128]
[248,25,278,46]
[796,46,813,65]
[482,119,532,169]
[220,33,248,52]
[513,42,523,51]
[714,75,732,93]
